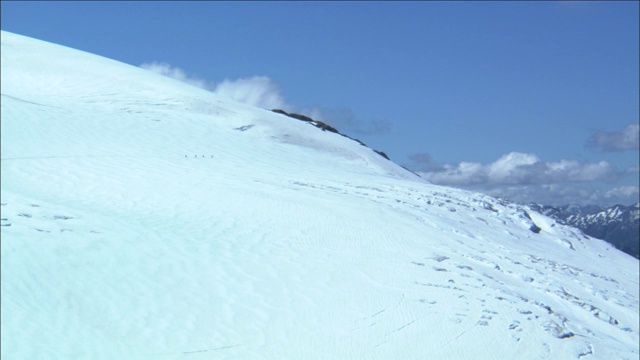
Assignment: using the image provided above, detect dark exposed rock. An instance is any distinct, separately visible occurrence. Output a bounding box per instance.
[235,124,255,131]
[271,108,392,160]
[339,133,367,146]
[312,121,338,133]
[271,109,312,122]
[529,223,542,234]
[401,165,420,177]
[374,150,390,160]
[290,113,314,122]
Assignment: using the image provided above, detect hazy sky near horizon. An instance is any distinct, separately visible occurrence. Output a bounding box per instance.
[2,1,638,206]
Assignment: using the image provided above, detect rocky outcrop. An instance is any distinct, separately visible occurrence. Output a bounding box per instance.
[271,109,391,160]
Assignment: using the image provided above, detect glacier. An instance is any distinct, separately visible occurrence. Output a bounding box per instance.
[1,30,638,359]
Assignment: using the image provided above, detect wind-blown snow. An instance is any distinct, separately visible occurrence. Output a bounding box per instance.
[1,31,638,360]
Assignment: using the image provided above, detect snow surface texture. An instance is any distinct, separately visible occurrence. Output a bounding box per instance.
[1,31,638,360]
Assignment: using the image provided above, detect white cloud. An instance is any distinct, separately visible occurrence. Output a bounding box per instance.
[481,184,597,206]
[473,184,638,206]
[421,162,486,186]
[140,62,214,90]
[410,152,636,205]
[487,152,539,184]
[140,62,290,110]
[301,106,391,135]
[213,76,290,110]
[587,124,639,152]
[625,166,640,174]
[416,152,618,186]
[604,186,640,200]
[138,62,391,133]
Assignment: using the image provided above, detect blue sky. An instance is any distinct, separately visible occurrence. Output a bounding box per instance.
[2,1,638,206]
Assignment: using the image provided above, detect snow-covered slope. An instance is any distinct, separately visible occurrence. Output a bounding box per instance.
[1,31,638,360]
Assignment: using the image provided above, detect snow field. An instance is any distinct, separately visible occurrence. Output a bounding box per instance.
[2,31,638,359]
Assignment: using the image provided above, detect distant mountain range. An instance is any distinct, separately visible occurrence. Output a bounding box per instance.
[529,203,640,259]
